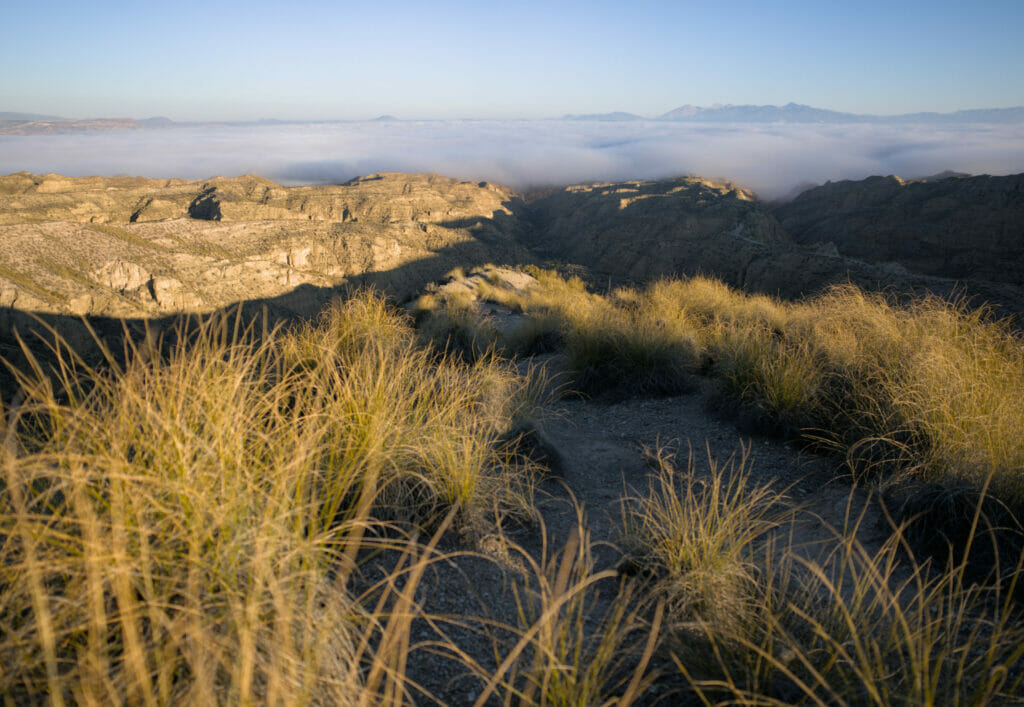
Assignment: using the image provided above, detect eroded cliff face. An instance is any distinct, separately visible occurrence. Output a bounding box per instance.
[0,172,520,226]
[0,172,528,320]
[519,174,1024,310]
[774,173,1024,285]
[524,177,791,286]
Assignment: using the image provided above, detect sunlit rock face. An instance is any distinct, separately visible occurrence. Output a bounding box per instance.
[0,172,521,227]
[774,173,1024,286]
[0,172,530,319]
[523,177,791,286]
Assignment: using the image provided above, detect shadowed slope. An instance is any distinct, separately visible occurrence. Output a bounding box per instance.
[775,173,1024,285]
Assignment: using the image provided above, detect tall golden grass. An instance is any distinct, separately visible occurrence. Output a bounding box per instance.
[439,267,1024,505]
[621,447,1024,705]
[0,292,541,702]
[5,272,1024,704]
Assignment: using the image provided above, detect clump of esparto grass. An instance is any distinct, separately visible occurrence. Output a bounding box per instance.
[643,275,789,338]
[616,446,1024,704]
[618,445,788,644]
[562,298,699,397]
[518,277,704,399]
[770,287,1024,513]
[2,312,365,703]
[414,288,501,362]
[882,297,1024,498]
[615,443,799,699]
[446,504,663,706]
[0,290,541,702]
[712,325,827,437]
[676,508,1024,706]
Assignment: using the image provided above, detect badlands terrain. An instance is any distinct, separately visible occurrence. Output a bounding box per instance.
[2,169,1023,704]
[2,169,1022,323]
[1,168,1022,381]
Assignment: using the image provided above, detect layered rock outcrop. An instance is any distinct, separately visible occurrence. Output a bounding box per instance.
[0,172,528,321]
[524,177,790,286]
[774,173,1024,285]
[0,172,520,229]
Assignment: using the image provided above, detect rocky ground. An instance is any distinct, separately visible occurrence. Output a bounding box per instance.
[394,365,885,704]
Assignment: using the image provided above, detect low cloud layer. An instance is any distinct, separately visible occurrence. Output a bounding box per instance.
[2,120,1023,200]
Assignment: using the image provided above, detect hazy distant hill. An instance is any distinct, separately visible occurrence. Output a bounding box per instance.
[4,105,1024,133]
[0,118,151,135]
[0,111,66,121]
[656,103,1024,124]
[659,102,854,122]
[562,111,644,121]
[888,107,1024,123]
[775,172,1024,285]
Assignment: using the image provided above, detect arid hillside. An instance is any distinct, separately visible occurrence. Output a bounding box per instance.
[2,170,1023,332]
[774,172,1024,285]
[0,172,528,320]
[523,177,789,284]
[3,170,1024,705]
[523,174,1024,310]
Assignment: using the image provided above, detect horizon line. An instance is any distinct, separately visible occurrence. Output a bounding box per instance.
[4,102,1024,124]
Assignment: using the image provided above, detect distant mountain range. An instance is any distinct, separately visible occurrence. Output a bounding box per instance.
[0,111,67,121]
[564,102,1024,124]
[4,103,1024,135]
[560,111,646,122]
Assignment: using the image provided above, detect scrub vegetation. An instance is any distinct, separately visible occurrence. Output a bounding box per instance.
[4,278,1024,704]
[418,267,1024,512]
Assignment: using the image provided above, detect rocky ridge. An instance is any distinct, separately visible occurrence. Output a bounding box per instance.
[523,177,789,285]
[0,172,527,321]
[522,175,1024,309]
[1,169,1022,333]
[774,173,1024,286]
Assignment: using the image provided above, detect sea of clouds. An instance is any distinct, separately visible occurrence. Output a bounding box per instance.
[2,120,1023,200]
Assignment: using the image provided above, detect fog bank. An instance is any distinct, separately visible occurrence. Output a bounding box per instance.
[2,120,1023,200]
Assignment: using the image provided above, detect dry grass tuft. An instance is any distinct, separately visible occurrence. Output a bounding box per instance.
[676,514,1024,705]
[619,445,787,642]
[435,269,1024,515]
[616,447,1024,705]
[446,505,662,706]
[0,291,542,702]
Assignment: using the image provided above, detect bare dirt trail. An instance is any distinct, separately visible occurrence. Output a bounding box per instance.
[402,370,890,705]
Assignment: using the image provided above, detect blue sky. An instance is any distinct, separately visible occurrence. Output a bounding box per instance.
[2,0,1023,120]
